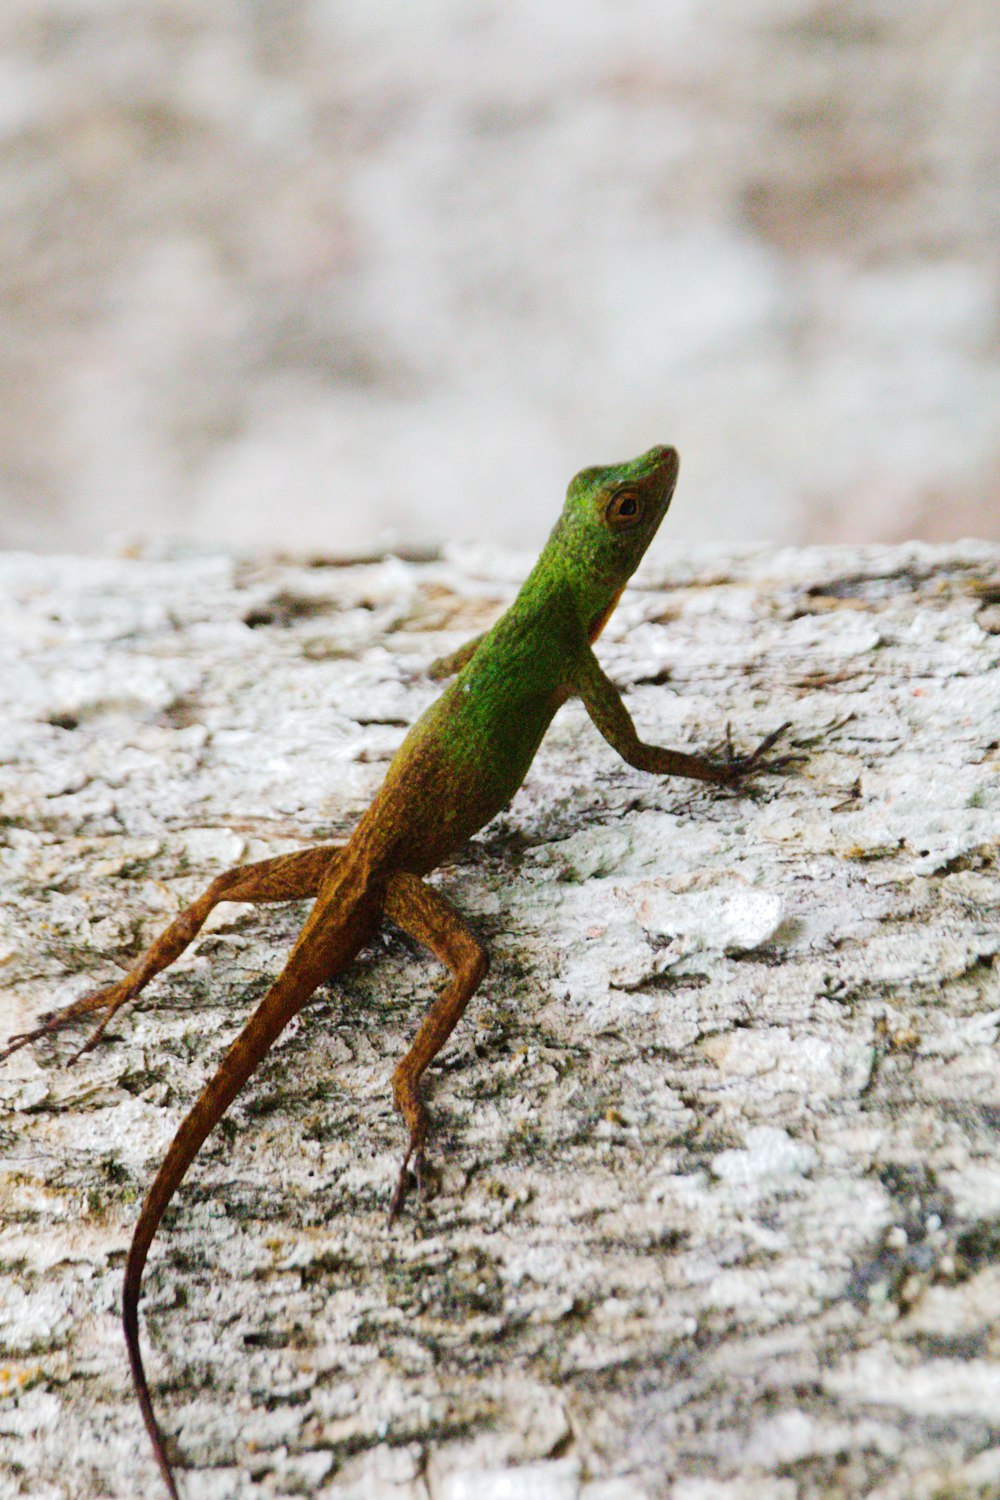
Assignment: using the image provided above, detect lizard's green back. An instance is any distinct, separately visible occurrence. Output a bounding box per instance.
[355,444,679,874]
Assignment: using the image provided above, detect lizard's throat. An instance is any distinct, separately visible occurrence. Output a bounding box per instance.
[588,587,624,643]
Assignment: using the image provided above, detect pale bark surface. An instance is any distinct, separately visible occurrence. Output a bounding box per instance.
[1,540,999,1500]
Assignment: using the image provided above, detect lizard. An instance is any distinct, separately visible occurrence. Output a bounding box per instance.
[1,444,795,1498]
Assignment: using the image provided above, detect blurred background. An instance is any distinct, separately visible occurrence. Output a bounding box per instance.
[0,0,997,557]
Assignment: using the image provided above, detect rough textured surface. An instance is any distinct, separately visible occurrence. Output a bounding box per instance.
[1,1,999,554]
[1,539,1000,1500]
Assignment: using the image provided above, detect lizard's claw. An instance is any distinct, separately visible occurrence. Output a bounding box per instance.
[0,983,132,1067]
[64,1007,121,1064]
[717,720,804,788]
[0,1025,50,1064]
[388,1139,427,1226]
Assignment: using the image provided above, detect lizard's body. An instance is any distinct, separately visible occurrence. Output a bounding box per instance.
[2,446,792,1498]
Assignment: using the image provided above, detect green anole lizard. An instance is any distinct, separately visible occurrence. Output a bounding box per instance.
[2,445,794,1498]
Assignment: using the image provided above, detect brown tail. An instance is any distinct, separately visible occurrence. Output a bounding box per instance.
[124,868,379,1496]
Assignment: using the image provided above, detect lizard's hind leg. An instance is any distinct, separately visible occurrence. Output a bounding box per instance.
[383,871,488,1220]
[1,843,343,1064]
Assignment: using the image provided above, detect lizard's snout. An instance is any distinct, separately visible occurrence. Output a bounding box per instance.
[645,445,680,484]
[641,445,680,506]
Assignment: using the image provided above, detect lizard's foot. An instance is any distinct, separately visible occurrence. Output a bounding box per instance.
[387,1137,427,1226]
[389,1065,432,1224]
[0,979,135,1066]
[715,721,803,788]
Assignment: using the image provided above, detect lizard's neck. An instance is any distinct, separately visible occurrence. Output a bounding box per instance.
[516,527,624,643]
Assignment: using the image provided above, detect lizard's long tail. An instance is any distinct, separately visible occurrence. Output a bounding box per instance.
[124,864,381,1499]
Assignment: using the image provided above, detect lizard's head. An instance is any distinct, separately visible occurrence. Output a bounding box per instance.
[555,445,679,639]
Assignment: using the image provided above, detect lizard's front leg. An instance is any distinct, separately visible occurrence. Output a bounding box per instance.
[574,645,798,788]
[0,843,343,1063]
[426,631,486,681]
[383,871,488,1220]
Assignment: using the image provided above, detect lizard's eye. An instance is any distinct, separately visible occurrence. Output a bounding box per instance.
[605,488,642,531]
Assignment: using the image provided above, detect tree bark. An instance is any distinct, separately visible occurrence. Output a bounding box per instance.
[2,540,999,1500]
